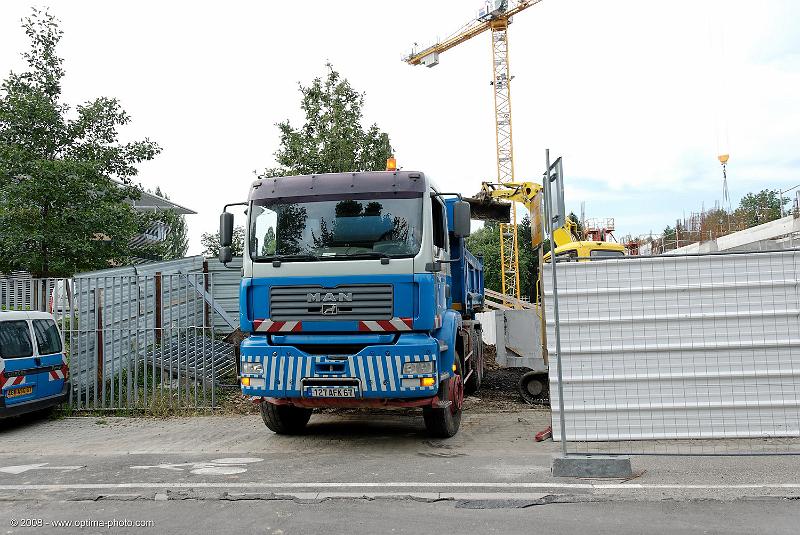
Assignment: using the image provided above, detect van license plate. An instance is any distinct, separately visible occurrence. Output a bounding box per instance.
[307,387,356,398]
[7,386,33,398]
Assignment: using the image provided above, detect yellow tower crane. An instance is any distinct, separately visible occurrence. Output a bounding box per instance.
[404,0,543,305]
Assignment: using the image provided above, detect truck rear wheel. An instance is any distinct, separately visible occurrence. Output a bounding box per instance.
[260,401,313,435]
[423,357,464,438]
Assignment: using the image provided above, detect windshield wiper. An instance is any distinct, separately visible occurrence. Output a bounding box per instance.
[268,253,321,267]
[339,251,392,263]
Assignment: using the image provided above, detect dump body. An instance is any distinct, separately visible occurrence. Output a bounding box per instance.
[236,171,484,415]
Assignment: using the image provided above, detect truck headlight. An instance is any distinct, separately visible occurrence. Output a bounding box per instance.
[241,362,264,375]
[402,361,434,375]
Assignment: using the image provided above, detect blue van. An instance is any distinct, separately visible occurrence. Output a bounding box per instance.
[0,311,70,418]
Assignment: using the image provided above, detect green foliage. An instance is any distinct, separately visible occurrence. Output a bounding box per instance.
[201,225,245,257]
[141,186,189,261]
[261,64,393,177]
[467,215,548,300]
[733,189,788,227]
[0,9,161,277]
[466,222,502,293]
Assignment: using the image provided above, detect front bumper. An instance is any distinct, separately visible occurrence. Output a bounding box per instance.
[0,382,70,419]
[240,334,441,400]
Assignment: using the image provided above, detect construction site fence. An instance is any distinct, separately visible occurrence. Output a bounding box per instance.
[1,267,236,411]
[543,248,800,455]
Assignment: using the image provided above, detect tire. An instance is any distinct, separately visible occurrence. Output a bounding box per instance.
[464,339,483,395]
[423,357,464,438]
[518,371,550,405]
[260,401,313,435]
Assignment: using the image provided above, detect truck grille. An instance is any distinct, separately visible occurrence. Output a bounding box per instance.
[269,285,393,321]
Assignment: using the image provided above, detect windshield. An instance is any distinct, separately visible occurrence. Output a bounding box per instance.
[249,195,423,261]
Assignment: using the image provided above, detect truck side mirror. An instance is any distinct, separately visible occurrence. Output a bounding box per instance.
[452,201,471,238]
[219,212,234,247]
[219,245,232,265]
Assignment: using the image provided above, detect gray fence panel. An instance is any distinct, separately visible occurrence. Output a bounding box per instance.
[205,256,242,333]
[544,250,800,451]
[3,257,237,411]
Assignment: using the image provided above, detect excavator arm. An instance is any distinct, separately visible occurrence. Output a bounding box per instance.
[467,181,563,248]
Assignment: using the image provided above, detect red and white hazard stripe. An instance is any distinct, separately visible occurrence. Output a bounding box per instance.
[49,368,66,381]
[253,319,303,333]
[358,318,414,332]
[2,375,25,389]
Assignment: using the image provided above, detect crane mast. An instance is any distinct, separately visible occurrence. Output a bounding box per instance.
[404,0,543,305]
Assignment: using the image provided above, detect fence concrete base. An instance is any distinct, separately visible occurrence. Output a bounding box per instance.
[551,455,633,478]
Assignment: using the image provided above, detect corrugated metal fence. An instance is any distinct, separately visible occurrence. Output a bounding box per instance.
[544,249,800,454]
[2,256,240,411]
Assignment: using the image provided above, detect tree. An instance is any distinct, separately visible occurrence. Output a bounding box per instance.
[734,189,787,227]
[0,10,160,277]
[466,222,502,293]
[201,226,245,257]
[261,64,393,177]
[148,186,189,260]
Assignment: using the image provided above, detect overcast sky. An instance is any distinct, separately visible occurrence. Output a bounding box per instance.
[1,0,798,252]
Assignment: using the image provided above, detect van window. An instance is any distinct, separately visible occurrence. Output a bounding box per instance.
[33,319,62,355]
[0,320,34,359]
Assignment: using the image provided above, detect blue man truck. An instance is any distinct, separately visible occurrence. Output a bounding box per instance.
[219,170,486,437]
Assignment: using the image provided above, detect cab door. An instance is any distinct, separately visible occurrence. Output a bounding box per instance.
[0,320,39,406]
[31,318,67,398]
[430,196,449,322]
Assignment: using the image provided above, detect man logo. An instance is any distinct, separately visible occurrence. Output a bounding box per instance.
[321,304,338,315]
[307,292,353,303]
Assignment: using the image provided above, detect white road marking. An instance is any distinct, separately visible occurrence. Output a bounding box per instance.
[0,463,84,475]
[130,458,263,476]
[0,481,799,491]
[226,492,553,501]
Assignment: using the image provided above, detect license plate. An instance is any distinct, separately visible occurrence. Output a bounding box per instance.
[7,386,33,398]
[306,386,357,398]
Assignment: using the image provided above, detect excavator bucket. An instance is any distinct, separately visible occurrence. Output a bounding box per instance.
[464,197,511,222]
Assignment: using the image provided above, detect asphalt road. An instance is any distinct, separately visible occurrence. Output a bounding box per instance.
[4,498,800,535]
[1,410,799,534]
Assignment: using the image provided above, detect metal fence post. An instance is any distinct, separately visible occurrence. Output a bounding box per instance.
[544,149,632,478]
[542,149,568,458]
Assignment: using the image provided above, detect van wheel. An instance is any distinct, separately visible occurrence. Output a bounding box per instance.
[423,357,464,438]
[260,401,313,434]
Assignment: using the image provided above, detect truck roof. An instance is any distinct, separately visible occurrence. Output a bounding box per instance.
[249,171,428,202]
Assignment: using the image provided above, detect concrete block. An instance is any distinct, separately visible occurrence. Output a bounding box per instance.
[551,455,633,478]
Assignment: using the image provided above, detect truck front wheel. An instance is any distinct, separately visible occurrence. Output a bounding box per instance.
[260,401,313,435]
[423,358,464,438]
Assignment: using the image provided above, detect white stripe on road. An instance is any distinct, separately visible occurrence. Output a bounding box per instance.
[1,482,800,491]
[228,492,553,501]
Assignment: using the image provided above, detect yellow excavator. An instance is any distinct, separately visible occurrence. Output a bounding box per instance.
[467,180,626,402]
[468,181,626,267]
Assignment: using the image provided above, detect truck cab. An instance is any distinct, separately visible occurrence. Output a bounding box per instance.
[222,171,485,437]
